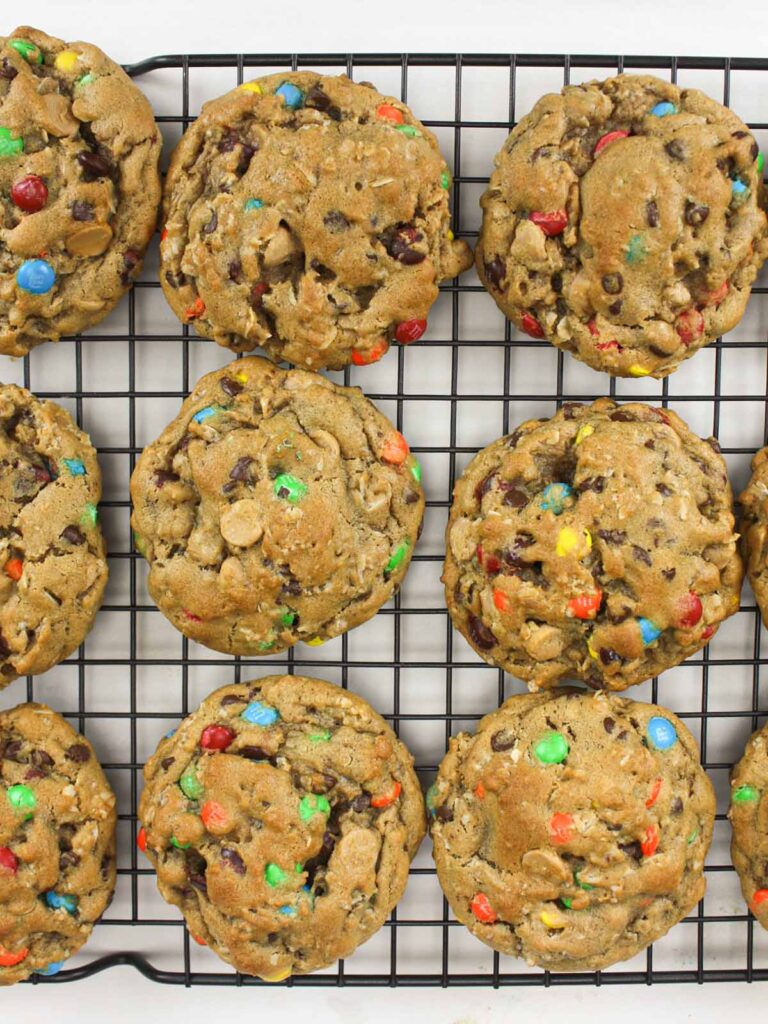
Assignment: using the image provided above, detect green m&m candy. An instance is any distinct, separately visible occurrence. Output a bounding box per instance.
[7,784,35,818]
[9,39,42,64]
[265,862,287,887]
[170,836,190,850]
[533,731,569,764]
[409,458,422,484]
[385,539,410,575]
[394,124,421,138]
[273,473,307,503]
[179,764,204,801]
[81,502,99,527]
[732,785,760,804]
[298,794,330,821]
[0,127,23,158]
[279,608,297,627]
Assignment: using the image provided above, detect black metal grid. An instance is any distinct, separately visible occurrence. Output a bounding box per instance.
[9,51,768,987]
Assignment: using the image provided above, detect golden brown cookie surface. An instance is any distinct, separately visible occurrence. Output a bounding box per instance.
[443,399,742,690]
[160,71,471,369]
[729,721,768,930]
[430,690,714,972]
[476,74,768,378]
[139,676,426,979]
[739,447,768,627]
[0,26,161,356]
[131,356,424,656]
[0,702,116,984]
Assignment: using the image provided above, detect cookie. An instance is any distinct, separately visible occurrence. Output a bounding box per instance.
[0,26,161,357]
[738,447,768,626]
[0,384,107,686]
[443,398,742,691]
[159,71,471,370]
[729,721,768,930]
[0,702,116,984]
[429,689,714,972]
[476,74,768,378]
[138,675,426,979]
[131,355,424,656]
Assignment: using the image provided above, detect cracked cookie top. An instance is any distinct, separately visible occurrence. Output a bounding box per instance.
[429,689,714,972]
[443,398,742,691]
[738,447,768,628]
[729,721,768,931]
[0,384,107,686]
[476,74,768,378]
[0,26,161,356]
[0,702,116,984]
[139,676,426,979]
[159,71,471,370]
[130,356,424,656]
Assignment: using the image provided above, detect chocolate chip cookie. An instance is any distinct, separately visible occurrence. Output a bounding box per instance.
[159,71,471,370]
[738,447,768,626]
[476,74,768,378]
[429,689,714,972]
[131,356,424,656]
[443,399,742,690]
[729,721,768,930]
[0,702,116,984]
[0,26,161,357]
[138,675,426,979]
[0,384,107,686]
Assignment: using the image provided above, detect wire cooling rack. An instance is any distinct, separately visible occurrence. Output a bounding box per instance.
[3,51,768,987]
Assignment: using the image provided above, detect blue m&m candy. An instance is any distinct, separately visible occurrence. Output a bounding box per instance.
[650,101,677,117]
[539,482,573,515]
[36,960,65,976]
[241,701,280,726]
[62,458,86,477]
[17,259,55,294]
[45,891,78,914]
[731,178,749,202]
[192,406,218,424]
[275,82,304,109]
[278,904,297,916]
[647,716,677,750]
[638,618,662,645]
[244,197,263,211]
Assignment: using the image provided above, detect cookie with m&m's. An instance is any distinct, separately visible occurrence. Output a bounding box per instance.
[739,447,768,628]
[138,676,425,979]
[0,27,161,356]
[0,384,107,685]
[729,721,768,930]
[443,398,741,691]
[130,356,424,656]
[429,689,714,972]
[159,71,471,369]
[0,702,116,984]
[476,74,768,378]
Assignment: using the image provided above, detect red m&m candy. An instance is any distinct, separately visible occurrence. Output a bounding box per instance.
[594,130,629,157]
[470,892,497,924]
[371,780,401,808]
[529,209,568,236]
[549,812,574,845]
[520,312,544,338]
[11,174,48,213]
[492,589,510,613]
[676,592,702,629]
[645,778,662,809]
[201,799,230,833]
[567,590,602,620]
[676,308,704,346]
[200,724,235,751]
[136,827,147,853]
[380,432,410,466]
[752,889,768,911]
[0,944,28,967]
[351,339,387,365]
[703,281,728,307]
[641,824,659,858]
[376,103,404,125]
[0,847,18,875]
[394,318,427,344]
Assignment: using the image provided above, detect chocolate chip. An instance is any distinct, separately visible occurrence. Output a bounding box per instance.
[609,410,634,422]
[305,84,332,111]
[310,260,337,281]
[708,437,721,453]
[0,58,17,80]
[77,150,113,181]
[220,694,245,706]
[228,260,242,283]
[665,140,685,161]
[352,794,371,812]
[646,200,659,227]
[474,471,496,504]
[161,757,175,770]
[153,469,180,488]
[71,200,95,222]
[562,402,583,420]
[603,717,615,734]
[61,525,85,545]
[597,529,626,544]
[685,202,709,226]
[467,613,496,651]
[221,376,244,398]
[485,257,506,290]
[507,428,524,448]
[188,872,207,893]
[238,745,273,762]
[599,648,620,665]
[502,486,528,508]
[324,210,350,232]
[1,740,23,762]
[661,567,676,581]
[221,848,246,875]
[577,476,605,493]
[671,797,684,816]
[203,211,218,234]
[404,489,419,504]
[608,300,622,316]
[632,545,652,566]
[602,273,623,295]
[120,249,141,285]
[619,840,643,860]
[490,730,515,751]
[218,130,239,152]
[30,748,54,769]
[236,144,255,177]
[59,851,80,870]
[550,272,563,293]
[280,578,302,597]
[66,744,91,763]
[229,456,254,482]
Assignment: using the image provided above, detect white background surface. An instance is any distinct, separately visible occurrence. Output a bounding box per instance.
[4,0,768,1020]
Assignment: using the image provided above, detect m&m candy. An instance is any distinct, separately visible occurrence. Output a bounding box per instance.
[574,423,594,445]
[10,174,48,213]
[394,318,427,344]
[384,539,410,575]
[593,130,629,157]
[185,296,205,320]
[394,124,421,138]
[55,50,80,72]
[752,889,768,911]
[179,764,204,800]
[0,127,23,158]
[381,432,410,466]
[241,701,280,726]
[676,592,702,628]
[539,482,573,514]
[275,82,304,109]
[265,862,287,887]
[244,197,263,211]
[239,81,263,95]
[9,39,42,64]
[371,781,402,808]
[45,891,78,914]
[351,339,387,365]
[200,724,235,751]
[136,826,147,852]
[534,731,569,764]
[7,784,35,818]
[647,716,677,750]
[4,558,22,581]
[549,812,574,845]
[529,210,568,236]
[273,473,307,503]
[298,794,331,821]
[0,944,28,967]
[732,785,759,803]
[731,177,749,202]
[645,778,663,809]
[649,101,677,117]
[625,233,646,264]
[63,458,86,477]
[0,847,18,875]
[17,259,55,294]
[192,405,217,424]
[638,618,662,645]
[36,960,65,976]
[170,836,190,850]
[676,308,704,346]
[555,526,591,558]
[376,103,404,124]
[200,799,229,832]
[641,825,659,858]
[470,892,497,924]
[567,590,602,620]
[520,312,544,338]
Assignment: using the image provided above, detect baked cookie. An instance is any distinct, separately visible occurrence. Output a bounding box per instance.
[476,74,768,378]
[443,398,742,690]
[429,689,714,972]
[0,702,116,984]
[131,356,424,656]
[159,71,471,369]
[138,675,426,979]
[739,447,768,626]
[0,26,161,356]
[0,384,107,686]
[729,721,768,930]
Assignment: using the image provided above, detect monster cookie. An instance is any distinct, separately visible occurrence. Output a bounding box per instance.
[476,74,768,378]
[443,399,741,690]
[159,71,471,369]
[0,26,161,356]
[0,702,116,983]
[729,721,768,930]
[0,385,107,685]
[131,356,424,655]
[739,447,768,626]
[429,689,714,971]
[138,675,426,979]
